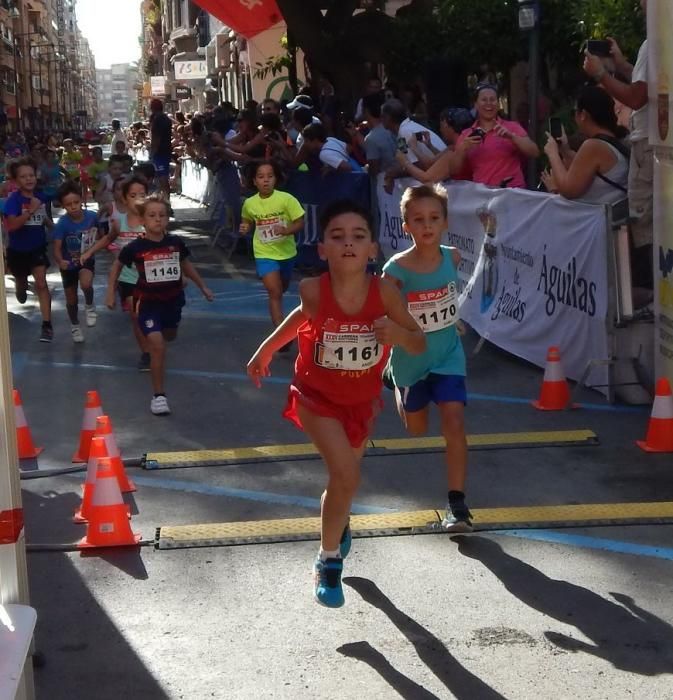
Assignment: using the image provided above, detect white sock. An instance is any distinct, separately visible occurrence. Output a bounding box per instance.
[319,547,340,561]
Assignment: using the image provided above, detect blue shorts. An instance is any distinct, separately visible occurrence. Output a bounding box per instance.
[255,256,296,281]
[399,373,467,412]
[136,296,184,336]
[151,155,171,177]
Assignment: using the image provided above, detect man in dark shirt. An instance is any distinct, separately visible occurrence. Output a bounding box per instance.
[149,98,173,201]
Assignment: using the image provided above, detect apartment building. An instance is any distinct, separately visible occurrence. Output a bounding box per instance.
[0,0,97,133]
[97,63,139,126]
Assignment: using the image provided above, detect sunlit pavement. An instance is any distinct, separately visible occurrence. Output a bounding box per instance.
[10,196,673,699]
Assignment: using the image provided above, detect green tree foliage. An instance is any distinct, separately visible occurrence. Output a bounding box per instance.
[274,0,645,105]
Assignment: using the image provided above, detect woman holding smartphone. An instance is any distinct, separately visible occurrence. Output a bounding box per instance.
[451,83,539,188]
[542,84,629,205]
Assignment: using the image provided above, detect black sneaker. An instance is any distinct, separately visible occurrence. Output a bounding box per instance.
[16,288,27,304]
[138,352,151,371]
[441,500,473,533]
[39,324,53,343]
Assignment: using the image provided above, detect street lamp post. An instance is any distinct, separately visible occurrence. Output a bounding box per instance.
[518,0,541,189]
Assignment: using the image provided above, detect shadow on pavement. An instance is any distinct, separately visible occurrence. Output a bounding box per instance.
[454,535,673,675]
[23,490,165,699]
[341,576,507,700]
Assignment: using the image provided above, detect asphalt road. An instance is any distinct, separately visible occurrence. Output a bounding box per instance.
[8,198,673,699]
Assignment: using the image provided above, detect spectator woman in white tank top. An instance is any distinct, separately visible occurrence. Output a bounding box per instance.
[542,85,629,205]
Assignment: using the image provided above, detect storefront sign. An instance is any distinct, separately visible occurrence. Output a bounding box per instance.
[150,76,167,96]
[174,60,207,80]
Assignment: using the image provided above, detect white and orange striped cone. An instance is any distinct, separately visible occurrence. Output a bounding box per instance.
[77,457,141,549]
[72,391,104,463]
[94,415,136,493]
[532,347,575,411]
[73,435,107,524]
[13,389,43,459]
[636,378,673,453]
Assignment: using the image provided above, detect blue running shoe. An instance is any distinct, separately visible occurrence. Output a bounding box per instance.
[313,557,344,608]
[339,522,352,559]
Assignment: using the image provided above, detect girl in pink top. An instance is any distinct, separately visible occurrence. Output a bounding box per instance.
[453,84,539,188]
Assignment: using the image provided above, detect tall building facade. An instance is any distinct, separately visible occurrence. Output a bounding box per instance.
[97,63,139,126]
[0,0,97,134]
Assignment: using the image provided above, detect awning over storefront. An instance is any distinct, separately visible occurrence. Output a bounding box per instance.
[192,0,282,38]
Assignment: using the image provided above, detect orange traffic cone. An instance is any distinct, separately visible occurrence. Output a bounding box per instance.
[73,435,108,524]
[95,415,136,493]
[72,391,105,463]
[13,390,43,459]
[78,457,141,549]
[532,347,574,411]
[636,378,673,453]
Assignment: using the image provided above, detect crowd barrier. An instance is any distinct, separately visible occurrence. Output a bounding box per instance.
[187,156,649,399]
[180,158,212,205]
[379,176,653,400]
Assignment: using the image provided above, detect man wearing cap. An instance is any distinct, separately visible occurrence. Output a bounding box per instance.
[149,98,173,201]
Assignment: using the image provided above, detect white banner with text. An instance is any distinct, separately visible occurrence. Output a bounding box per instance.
[378,177,610,389]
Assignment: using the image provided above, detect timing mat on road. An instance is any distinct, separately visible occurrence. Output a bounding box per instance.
[143,429,598,469]
[155,501,673,549]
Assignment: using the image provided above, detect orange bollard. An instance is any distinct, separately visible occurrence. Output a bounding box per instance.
[13,390,43,459]
[636,378,673,453]
[72,391,104,463]
[73,435,107,524]
[532,347,573,411]
[77,457,141,549]
[94,415,136,493]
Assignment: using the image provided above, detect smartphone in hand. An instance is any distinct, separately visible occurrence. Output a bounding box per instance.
[587,39,611,57]
[549,117,563,141]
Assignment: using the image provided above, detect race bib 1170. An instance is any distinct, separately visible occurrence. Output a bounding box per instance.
[407,283,458,332]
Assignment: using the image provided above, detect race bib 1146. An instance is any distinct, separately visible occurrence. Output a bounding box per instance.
[144,251,180,284]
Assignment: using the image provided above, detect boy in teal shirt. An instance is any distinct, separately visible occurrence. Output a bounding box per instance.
[382,184,471,531]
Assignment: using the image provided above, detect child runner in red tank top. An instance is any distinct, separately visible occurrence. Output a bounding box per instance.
[247,200,426,608]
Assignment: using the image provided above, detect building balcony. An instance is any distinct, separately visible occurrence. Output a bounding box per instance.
[169,26,197,54]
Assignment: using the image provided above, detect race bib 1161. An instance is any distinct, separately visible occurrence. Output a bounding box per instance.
[315,329,381,371]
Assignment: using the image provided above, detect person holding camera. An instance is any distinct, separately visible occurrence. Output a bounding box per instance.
[541,85,629,205]
[583,0,652,297]
[395,107,474,184]
[453,83,539,188]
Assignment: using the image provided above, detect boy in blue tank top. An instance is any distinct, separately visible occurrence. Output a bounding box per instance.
[382,184,472,531]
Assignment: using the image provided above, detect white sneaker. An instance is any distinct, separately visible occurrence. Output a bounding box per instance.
[150,395,171,415]
[71,325,84,343]
[85,305,97,327]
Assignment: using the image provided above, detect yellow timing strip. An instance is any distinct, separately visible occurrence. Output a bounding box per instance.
[156,501,673,550]
[145,429,598,468]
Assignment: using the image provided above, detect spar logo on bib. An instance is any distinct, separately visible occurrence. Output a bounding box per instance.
[323,318,375,334]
